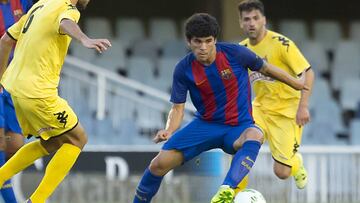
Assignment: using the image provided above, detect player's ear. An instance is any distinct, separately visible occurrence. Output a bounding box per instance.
[186,39,191,47]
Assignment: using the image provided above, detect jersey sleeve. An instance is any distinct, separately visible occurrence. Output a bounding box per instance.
[281,40,310,75]
[170,62,188,104]
[238,45,264,71]
[6,14,29,40]
[58,5,80,25]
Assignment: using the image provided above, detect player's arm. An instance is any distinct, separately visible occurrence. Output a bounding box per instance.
[296,68,314,125]
[153,103,185,143]
[0,33,16,81]
[258,61,307,91]
[59,19,111,53]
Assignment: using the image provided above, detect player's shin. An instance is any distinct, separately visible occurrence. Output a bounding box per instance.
[0,151,17,203]
[133,168,164,203]
[223,140,261,188]
[0,140,49,186]
[29,143,81,203]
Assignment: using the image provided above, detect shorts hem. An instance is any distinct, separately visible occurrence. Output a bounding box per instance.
[272,155,292,167]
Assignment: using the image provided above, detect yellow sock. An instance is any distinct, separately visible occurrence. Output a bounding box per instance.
[235,174,249,194]
[291,155,300,176]
[0,140,48,186]
[30,143,81,203]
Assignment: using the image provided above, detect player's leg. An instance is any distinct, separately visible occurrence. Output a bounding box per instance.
[0,92,18,203]
[133,149,183,203]
[235,107,267,193]
[211,124,263,203]
[134,118,224,203]
[0,93,51,189]
[0,90,24,203]
[266,114,307,188]
[29,122,87,203]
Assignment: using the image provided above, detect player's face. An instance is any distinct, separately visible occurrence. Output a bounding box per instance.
[240,9,266,40]
[0,0,9,3]
[188,36,217,65]
[77,0,90,10]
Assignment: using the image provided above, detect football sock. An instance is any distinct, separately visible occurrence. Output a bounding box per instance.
[235,174,249,194]
[30,143,81,203]
[0,151,17,203]
[223,140,261,188]
[0,141,49,187]
[291,154,300,176]
[133,168,163,203]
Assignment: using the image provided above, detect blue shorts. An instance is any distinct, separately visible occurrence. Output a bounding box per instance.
[162,118,256,162]
[0,89,22,134]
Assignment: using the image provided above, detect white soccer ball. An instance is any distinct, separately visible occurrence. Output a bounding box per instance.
[234,188,266,203]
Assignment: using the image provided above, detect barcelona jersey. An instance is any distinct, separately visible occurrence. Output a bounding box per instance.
[0,0,32,36]
[171,42,264,126]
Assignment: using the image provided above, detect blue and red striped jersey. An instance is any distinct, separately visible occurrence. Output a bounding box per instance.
[0,0,32,36]
[171,42,264,126]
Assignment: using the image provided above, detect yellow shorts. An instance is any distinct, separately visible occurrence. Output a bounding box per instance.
[253,107,302,166]
[11,95,78,140]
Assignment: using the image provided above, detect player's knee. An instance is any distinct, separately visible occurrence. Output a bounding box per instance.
[71,125,88,149]
[149,157,169,176]
[274,166,291,179]
[244,128,264,143]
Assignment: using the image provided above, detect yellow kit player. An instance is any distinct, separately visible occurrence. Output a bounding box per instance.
[237,0,314,190]
[0,0,111,202]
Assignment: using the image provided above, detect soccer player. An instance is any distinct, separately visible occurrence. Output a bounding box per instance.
[238,0,314,189]
[0,0,111,202]
[0,0,32,202]
[133,13,308,203]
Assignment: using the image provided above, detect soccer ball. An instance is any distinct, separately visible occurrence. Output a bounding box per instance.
[234,188,266,203]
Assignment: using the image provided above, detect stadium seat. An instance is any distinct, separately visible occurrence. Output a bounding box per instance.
[309,77,332,109]
[69,42,97,62]
[115,18,146,50]
[152,58,178,92]
[161,39,189,59]
[350,119,360,145]
[331,40,360,91]
[127,57,156,85]
[349,21,360,43]
[278,19,309,44]
[299,40,329,74]
[340,78,360,111]
[313,20,342,51]
[149,18,178,46]
[93,40,126,72]
[311,96,345,136]
[84,17,113,38]
[131,39,159,60]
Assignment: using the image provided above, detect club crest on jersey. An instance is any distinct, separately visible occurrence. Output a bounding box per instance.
[13,9,23,18]
[221,68,233,80]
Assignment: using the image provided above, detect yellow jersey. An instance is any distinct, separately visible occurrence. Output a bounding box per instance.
[240,30,310,118]
[1,0,80,98]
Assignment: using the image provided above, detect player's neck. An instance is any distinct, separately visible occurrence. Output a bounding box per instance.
[249,29,267,46]
[0,0,9,4]
[70,0,77,6]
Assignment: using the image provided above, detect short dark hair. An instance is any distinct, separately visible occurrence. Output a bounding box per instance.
[184,13,220,41]
[238,0,265,16]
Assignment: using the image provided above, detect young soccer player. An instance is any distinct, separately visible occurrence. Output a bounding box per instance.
[0,0,111,202]
[133,13,308,203]
[238,0,314,190]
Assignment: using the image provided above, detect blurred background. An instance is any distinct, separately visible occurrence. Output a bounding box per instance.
[15,0,360,202]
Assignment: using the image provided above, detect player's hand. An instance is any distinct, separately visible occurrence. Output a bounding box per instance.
[153,129,172,144]
[296,105,310,126]
[81,38,111,53]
